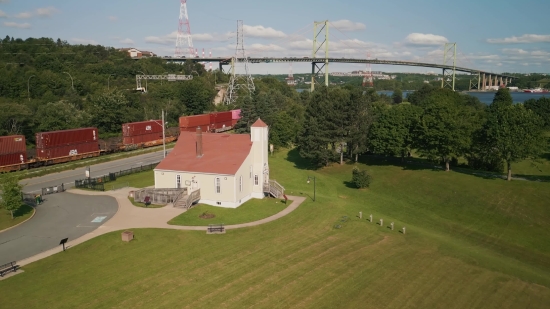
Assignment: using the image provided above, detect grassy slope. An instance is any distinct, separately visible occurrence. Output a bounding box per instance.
[0,204,34,231]
[107,170,155,189]
[1,149,550,308]
[168,198,290,226]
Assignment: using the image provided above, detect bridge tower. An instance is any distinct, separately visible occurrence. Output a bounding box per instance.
[224,20,255,105]
[441,43,457,91]
[362,52,374,87]
[311,20,329,92]
[469,72,481,91]
[175,0,194,58]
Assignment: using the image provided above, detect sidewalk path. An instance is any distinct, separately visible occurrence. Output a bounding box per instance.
[19,188,305,267]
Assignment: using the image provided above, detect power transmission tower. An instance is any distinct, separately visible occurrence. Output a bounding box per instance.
[175,0,194,58]
[362,52,374,87]
[224,20,255,105]
[441,43,457,91]
[311,20,329,92]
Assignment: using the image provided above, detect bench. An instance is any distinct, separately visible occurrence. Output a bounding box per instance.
[144,196,151,207]
[207,224,225,234]
[0,261,19,277]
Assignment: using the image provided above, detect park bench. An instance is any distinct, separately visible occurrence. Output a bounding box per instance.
[0,261,19,277]
[144,196,151,207]
[207,224,225,234]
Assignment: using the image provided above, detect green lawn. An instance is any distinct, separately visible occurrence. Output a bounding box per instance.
[168,198,290,226]
[2,148,550,308]
[0,204,34,231]
[107,170,155,189]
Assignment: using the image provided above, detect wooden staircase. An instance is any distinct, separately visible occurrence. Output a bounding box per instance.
[263,180,285,198]
[173,189,201,209]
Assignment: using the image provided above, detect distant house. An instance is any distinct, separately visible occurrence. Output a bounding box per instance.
[118,48,156,59]
[154,119,273,208]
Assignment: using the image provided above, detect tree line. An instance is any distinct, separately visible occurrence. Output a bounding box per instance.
[0,36,226,142]
[237,82,548,181]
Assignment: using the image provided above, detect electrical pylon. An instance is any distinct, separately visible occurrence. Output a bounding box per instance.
[362,52,374,87]
[441,43,457,91]
[310,20,329,92]
[224,20,255,105]
[175,0,194,58]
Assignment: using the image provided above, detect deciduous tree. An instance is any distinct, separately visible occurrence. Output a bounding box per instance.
[0,173,24,219]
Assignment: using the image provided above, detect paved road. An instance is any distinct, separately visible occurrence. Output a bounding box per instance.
[20,149,170,193]
[0,192,117,263]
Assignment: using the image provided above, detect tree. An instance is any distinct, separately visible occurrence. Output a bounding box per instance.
[415,96,482,171]
[369,103,422,161]
[407,84,435,105]
[524,97,550,129]
[36,101,88,132]
[392,88,403,104]
[0,173,24,219]
[298,88,334,167]
[481,102,545,181]
[492,87,513,107]
[270,111,299,149]
[352,167,371,188]
[88,90,133,133]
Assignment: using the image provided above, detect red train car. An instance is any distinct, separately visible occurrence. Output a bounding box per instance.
[35,128,100,164]
[123,132,163,145]
[0,135,28,172]
[36,142,99,161]
[231,109,241,126]
[179,114,211,132]
[36,128,98,149]
[209,111,232,124]
[123,120,163,137]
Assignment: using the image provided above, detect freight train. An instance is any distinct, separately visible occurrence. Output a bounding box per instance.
[0,109,242,173]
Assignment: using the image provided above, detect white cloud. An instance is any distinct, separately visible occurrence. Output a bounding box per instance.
[243,25,286,39]
[36,7,58,17]
[248,43,285,52]
[330,20,366,31]
[119,38,134,45]
[145,31,177,45]
[502,48,529,55]
[15,12,32,19]
[405,33,449,46]
[192,33,216,42]
[108,16,118,22]
[3,21,30,29]
[487,34,550,44]
[0,9,8,18]
[71,38,98,45]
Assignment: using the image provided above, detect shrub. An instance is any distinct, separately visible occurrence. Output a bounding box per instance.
[352,167,371,188]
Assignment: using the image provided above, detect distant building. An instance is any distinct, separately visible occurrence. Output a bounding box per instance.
[118,48,157,59]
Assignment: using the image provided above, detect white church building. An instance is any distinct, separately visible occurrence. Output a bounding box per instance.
[154,118,277,208]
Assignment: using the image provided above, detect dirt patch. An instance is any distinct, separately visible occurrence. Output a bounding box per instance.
[338,195,348,199]
[199,212,216,219]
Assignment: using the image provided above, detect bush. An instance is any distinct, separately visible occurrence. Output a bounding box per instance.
[352,167,371,188]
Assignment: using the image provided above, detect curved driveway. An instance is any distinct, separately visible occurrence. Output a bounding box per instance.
[0,192,117,263]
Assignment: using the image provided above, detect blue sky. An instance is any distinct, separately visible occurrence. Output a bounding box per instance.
[1,0,549,74]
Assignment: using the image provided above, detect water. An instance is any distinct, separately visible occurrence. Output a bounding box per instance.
[377,90,549,104]
[296,88,549,104]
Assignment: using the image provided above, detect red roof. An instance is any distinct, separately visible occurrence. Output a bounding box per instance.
[251,118,268,128]
[156,132,252,175]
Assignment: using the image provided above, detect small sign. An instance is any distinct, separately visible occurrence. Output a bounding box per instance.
[85,170,90,178]
[14,137,22,142]
[91,216,107,223]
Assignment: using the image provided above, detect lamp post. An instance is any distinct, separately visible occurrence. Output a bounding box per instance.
[63,71,74,90]
[27,75,35,101]
[307,176,316,201]
[108,74,115,90]
[137,71,147,92]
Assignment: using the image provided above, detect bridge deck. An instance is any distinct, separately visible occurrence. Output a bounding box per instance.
[161,56,513,78]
